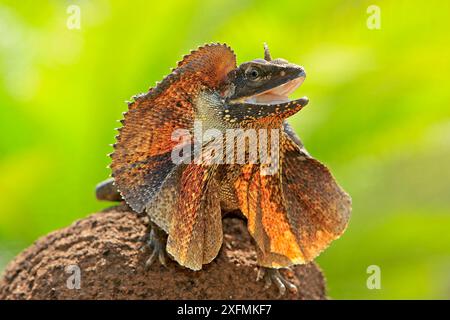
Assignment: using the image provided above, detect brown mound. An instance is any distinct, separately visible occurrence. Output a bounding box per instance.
[0,205,326,300]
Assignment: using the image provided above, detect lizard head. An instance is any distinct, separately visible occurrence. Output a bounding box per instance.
[223,43,308,108]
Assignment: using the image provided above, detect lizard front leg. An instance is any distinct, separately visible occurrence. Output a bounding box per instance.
[96,178,169,267]
[258,267,298,296]
[142,221,168,269]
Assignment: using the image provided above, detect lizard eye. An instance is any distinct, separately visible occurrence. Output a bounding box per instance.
[246,68,260,80]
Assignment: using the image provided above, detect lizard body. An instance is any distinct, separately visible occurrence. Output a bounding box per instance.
[97,43,351,294]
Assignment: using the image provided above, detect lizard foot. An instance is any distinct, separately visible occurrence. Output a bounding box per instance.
[140,223,168,269]
[257,267,298,297]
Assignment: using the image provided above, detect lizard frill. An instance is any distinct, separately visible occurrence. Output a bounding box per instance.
[234,132,351,267]
[111,43,236,270]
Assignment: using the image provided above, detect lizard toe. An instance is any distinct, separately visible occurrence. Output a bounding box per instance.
[145,249,158,269]
[259,267,298,297]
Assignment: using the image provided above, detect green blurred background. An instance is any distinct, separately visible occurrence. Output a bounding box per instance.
[1,0,449,299]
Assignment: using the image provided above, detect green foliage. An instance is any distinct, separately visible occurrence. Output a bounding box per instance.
[0,0,449,299]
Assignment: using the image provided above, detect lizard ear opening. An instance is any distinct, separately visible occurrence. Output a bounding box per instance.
[176,43,237,88]
[264,43,272,61]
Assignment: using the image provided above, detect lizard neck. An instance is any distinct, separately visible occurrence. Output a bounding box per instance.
[193,90,285,132]
[194,90,238,132]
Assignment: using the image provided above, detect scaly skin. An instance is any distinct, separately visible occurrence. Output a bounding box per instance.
[96,43,352,295]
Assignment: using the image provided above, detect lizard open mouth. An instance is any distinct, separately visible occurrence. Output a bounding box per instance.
[243,77,308,106]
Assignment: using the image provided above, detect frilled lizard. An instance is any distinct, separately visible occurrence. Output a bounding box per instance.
[96,43,351,295]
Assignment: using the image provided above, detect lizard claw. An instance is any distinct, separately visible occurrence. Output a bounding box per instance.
[142,224,168,269]
[258,267,298,297]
